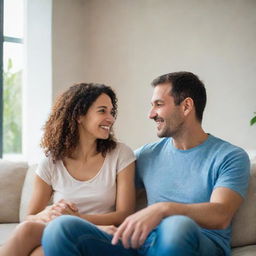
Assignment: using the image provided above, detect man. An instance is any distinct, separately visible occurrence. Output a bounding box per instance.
[42,72,249,256]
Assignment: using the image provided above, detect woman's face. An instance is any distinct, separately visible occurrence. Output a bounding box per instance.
[78,93,115,140]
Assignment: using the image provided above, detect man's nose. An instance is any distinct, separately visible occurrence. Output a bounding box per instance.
[148,108,157,119]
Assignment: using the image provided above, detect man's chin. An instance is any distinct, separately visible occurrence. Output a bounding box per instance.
[157,128,172,138]
[157,131,165,138]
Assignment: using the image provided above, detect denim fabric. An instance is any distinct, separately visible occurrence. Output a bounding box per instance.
[138,215,224,256]
[42,215,137,256]
[42,215,224,256]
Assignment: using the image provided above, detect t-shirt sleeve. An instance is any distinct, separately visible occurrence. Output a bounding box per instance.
[116,143,136,173]
[134,146,145,189]
[35,156,54,185]
[214,148,250,198]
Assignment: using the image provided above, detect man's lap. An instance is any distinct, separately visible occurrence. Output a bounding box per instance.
[42,215,224,256]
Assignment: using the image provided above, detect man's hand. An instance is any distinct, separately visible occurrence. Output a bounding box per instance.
[112,203,165,249]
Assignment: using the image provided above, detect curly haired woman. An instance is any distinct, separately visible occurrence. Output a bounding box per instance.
[0,83,135,256]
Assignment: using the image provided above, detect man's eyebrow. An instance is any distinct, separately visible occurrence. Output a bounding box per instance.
[151,99,164,105]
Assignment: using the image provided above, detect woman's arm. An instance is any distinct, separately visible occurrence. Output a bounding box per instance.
[25,175,53,222]
[80,162,136,226]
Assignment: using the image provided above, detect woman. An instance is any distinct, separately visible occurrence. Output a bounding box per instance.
[0,83,135,256]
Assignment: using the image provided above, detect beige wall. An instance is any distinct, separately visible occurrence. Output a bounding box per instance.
[52,0,88,98]
[52,0,256,152]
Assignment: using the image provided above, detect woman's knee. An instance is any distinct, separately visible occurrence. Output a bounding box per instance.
[15,221,45,238]
[30,246,44,256]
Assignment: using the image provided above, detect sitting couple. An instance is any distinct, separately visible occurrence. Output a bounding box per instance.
[0,71,249,256]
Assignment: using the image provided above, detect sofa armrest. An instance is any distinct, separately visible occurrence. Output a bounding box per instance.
[0,160,28,223]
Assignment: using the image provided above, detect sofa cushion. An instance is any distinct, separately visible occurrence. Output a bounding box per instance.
[0,160,28,223]
[232,245,256,256]
[0,223,19,246]
[231,159,256,247]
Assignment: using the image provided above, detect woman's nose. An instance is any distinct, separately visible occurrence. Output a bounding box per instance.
[106,114,115,123]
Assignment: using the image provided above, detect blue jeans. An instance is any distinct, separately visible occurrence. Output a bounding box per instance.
[42,215,225,256]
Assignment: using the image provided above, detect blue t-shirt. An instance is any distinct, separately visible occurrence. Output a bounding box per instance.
[135,134,250,256]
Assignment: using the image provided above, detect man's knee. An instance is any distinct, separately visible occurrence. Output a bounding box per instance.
[43,215,100,245]
[159,215,198,235]
[156,215,200,253]
[42,216,115,255]
[44,215,92,239]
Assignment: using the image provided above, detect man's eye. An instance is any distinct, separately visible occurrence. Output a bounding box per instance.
[99,109,105,113]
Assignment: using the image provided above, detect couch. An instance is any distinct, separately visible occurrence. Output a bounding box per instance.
[0,158,256,255]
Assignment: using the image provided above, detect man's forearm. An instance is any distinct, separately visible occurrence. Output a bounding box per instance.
[155,201,231,230]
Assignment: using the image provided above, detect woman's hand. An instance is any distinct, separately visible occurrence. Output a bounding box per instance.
[51,199,79,216]
[97,225,118,236]
[34,199,79,223]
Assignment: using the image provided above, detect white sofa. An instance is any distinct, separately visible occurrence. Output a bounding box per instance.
[0,158,256,255]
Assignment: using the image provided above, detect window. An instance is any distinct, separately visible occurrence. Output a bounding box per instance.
[0,0,24,157]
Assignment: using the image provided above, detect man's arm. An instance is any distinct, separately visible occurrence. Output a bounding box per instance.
[112,187,243,249]
[159,187,243,229]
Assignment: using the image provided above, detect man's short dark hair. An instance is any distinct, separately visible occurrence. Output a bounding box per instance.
[152,71,207,122]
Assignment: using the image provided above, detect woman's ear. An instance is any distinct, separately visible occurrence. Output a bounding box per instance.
[182,97,194,116]
[77,117,81,124]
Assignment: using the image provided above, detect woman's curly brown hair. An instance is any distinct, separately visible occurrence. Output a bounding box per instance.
[41,83,117,161]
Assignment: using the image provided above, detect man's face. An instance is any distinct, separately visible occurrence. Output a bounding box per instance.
[149,83,184,138]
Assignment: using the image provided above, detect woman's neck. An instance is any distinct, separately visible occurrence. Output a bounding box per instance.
[72,138,98,162]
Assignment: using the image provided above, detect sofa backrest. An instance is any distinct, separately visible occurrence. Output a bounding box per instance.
[19,164,54,222]
[231,158,256,247]
[0,160,28,223]
[19,164,37,222]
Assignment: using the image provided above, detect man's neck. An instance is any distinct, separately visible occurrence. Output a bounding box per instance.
[172,126,208,150]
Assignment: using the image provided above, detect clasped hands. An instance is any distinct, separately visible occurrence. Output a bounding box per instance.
[35,199,80,223]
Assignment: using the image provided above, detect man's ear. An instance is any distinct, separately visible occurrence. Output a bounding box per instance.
[182,97,194,116]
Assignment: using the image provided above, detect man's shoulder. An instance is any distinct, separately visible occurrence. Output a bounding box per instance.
[207,135,249,162]
[209,135,244,151]
[135,138,169,159]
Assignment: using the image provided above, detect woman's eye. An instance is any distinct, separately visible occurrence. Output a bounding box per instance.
[99,109,105,113]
